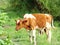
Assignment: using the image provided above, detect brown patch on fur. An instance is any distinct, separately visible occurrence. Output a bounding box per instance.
[46,14,53,24]
[33,13,46,28]
[22,18,37,30]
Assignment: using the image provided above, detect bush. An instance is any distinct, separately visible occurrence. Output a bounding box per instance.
[54,21,60,27]
[0,38,14,45]
[0,12,10,26]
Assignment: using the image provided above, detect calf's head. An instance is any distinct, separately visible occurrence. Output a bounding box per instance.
[15,19,30,31]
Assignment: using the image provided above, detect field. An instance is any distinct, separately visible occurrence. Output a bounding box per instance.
[0,12,60,45]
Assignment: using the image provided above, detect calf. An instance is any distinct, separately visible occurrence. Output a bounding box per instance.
[15,13,55,45]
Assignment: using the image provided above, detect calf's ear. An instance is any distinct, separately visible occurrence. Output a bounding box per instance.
[22,19,27,23]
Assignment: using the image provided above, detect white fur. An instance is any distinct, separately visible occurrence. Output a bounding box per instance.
[32,29,36,45]
[45,14,49,16]
[48,30,51,42]
[52,19,55,28]
[32,29,36,37]
[17,20,20,24]
[24,14,36,19]
[46,22,51,42]
[29,31,33,43]
[29,29,36,45]
[46,22,51,29]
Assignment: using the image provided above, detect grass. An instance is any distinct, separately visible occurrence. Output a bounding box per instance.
[0,25,60,45]
[0,11,60,45]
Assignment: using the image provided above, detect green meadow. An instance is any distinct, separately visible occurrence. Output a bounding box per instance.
[0,0,60,45]
[0,12,60,45]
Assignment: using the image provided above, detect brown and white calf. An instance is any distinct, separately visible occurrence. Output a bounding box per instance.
[15,13,55,45]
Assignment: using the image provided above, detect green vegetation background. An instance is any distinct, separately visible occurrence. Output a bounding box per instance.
[0,0,60,45]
